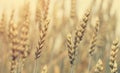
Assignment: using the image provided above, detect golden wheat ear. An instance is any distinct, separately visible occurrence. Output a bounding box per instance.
[33,1,50,73]
[19,1,30,59]
[35,0,50,60]
[35,0,42,24]
[89,18,100,56]
[67,33,75,65]
[41,65,48,73]
[15,2,31,73]
[8,10,19,73]
[0,11,6,34]
[9,23,19,73]
[94,59,103,73]
[109,38,119,73]
[70,0,76,18]
[74,9,91,49]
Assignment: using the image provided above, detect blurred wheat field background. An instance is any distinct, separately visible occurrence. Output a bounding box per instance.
[0,0,120,73]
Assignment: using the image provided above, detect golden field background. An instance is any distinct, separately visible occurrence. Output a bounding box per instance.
[0,0,120,34]
[0,0,120,73]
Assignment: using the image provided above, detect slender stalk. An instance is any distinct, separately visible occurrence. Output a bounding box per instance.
[70,65,74,73]
[33,59,38,73]
[88,55,91,73]
[17,58,24,73]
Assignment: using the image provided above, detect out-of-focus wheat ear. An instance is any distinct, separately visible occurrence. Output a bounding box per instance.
[41,0,50,30]
[0,11,6,34]
[9,23,19,73]
[19,2,30,59]
[35,0,42,23]
[45,0,50,16]
[89,18,100,56]
[82,9,91,23]
[8,12,19,73]
[8,10,15,40]
[17,3,30,73]
[67,33,75,65]
[41,65,48,73]
[109,38,119,73]
[70,0,76,18]
[94,59,103,73]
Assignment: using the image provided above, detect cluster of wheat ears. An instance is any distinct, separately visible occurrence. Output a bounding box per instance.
[0,0,119,73]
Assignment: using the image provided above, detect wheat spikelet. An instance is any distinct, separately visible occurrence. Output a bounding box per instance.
[89,18,99,55]
[94,59,103,73]
[0,11,6,34]
[109,38,119,73]
[41,65,48,73]
[70,0,76,18]
[67,33,75,65]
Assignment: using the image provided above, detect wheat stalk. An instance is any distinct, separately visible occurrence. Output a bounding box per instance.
[109,38,119,73]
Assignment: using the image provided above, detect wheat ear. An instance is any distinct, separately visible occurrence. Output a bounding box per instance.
[74,9,91,50]
[41,65,48,73]
[66,33,75,73]
[109,38,119,73]
[19,1,30,59]
[89,18,99,55]
[88,18,100,73]
[67,33,75,65]
[0,11,6,34]
[35,0,50,59]
[70,0,76,18]
[8,13,19,73]
[17,2,31,73]
[94,59,103,73]
[35,0,42,24]
[34,1,50,73]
